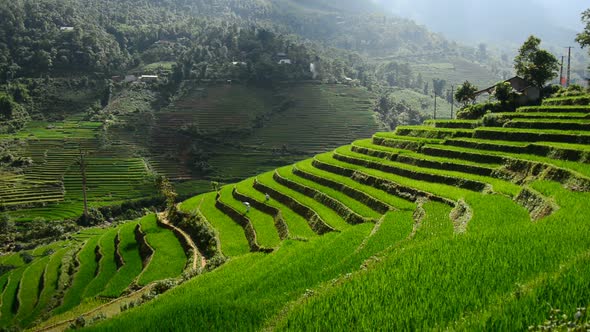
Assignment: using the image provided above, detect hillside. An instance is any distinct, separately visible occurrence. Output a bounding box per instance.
[0,94,584,330]
[0,214,191,330]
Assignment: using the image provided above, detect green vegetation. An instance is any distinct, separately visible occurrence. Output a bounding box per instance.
[514,35,559,88]
[4,90,590,331]
[101,222,143,298]
[3,2,590,331]
[54,230,106,314]
[137,215,186,285]
[218,186,282,249]
[0,267,26,326]
[257,170,349,231]
[27,248,69,325]
[83,229,119,299]
[181,193,250,257]
[234,178,318,239]
[15,255,50,323]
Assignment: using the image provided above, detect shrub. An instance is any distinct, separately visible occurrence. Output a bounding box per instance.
[494,81,514,105]
[20,252,34,264]
[543,96,590,106]
[0,265,15,275]
[551,84,586,98]
[457,102,506,120]
[482,113,509,127]
[77,208,105,227]
[174,212,219,259]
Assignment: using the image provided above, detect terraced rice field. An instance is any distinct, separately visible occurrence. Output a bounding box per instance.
[82,94,590,331]
[7,94,590,330]
[0,215,188,330]
[241,84,379,153]
[0,115,158,221]
[109,84,379,183]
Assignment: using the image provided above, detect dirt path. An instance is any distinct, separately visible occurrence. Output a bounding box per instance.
[158,212,206,270]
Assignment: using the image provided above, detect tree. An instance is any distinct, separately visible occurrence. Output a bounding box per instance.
[156,175,178,217]
[514,35,559,88]
[455,81,478,107]
[494,81,513,105]
[576,9,590,49]
[0,215,15,234]
[577,9,590,70]
[432,78,446,97]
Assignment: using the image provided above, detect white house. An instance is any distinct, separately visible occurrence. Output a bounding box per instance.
[139,75,159,81]
[278,59,292,65]
[60,26,74,32]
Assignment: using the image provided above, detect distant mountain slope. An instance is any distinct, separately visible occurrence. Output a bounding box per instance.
[378,0,586,46]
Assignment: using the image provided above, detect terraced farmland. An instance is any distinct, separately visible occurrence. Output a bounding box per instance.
[0,215,188,330]
[81,94,590,331]
[0,115,159,221]
[108,83,379,183]
[6,94,590,330]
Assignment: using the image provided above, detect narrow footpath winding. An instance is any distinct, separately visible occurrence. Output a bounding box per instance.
[158,212,207,270]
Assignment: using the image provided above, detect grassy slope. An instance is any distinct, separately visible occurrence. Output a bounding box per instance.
[53,230,105,315]
[278,184,590,330]
[25,248,69,326]
[218,186,282,248]
[14,255,50,325]
[137,215,186,286]
[234,178,318,239]
[101,222,143,298]
[181,193,251,257]
[83,228,119,299]
[0,267,26,327]
[87,204,419,331]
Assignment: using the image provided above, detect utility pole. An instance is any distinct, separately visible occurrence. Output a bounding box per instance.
[559,56,565,86]
[451,85,455,120]
[79,149,88,221]
[566,46,573,87]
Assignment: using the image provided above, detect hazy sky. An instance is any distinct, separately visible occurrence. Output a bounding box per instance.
[375,0,587,45]
[382,0,586,29]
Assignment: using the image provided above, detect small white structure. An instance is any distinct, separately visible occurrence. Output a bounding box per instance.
[232,61,247,66]
[139,75,159,81]
[310,63,317,79]
[278,59,292,65]
[60,26,74,32]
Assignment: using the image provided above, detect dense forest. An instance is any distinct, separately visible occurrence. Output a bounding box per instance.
[0,0,478,81]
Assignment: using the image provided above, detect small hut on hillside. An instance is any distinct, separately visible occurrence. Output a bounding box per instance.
[475,76,540,104]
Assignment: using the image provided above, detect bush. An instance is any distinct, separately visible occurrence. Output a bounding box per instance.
[482,113,509,127]
[457,102,507,119]
[543,96,590,106]
[77,208,105,227]
[494,81,514,105]
[0,264,15,275]
[551,84,587,98]
[20,252,34,263]
[174,212,219,259]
